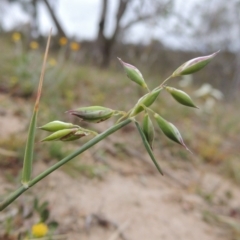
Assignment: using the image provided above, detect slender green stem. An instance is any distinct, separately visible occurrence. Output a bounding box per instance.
[156,75,172,90]
[160,75,172,87]
[0,118,132,211]
[140,105,156,116]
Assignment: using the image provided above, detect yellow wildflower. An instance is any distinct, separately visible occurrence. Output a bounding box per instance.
[59,37,68,46]
[10,76,18,86]
[70,42,80,51]
[31,223,48,238]
[30,41,39,50]
[12,32,21,42]
[48,58,57,66]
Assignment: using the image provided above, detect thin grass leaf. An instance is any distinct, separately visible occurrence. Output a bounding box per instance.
[135,121,163,175]
[21,29,52,187]
[21,111,37,187]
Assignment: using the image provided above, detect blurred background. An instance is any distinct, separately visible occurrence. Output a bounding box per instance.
[0,0,240,239]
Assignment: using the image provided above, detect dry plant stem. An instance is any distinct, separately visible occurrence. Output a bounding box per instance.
[0,118,132,211]
[21,30,52,187]
[35,29,52,111]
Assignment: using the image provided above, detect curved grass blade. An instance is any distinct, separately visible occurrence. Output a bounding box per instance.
[21,29,52,188]
[135,121,163,175]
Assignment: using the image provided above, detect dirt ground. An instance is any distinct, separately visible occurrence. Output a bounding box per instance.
[0,94,240,240]
[33,164,227,240]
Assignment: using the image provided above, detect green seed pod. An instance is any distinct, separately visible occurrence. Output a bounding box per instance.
[67,106,114,123]
[61,130,89,141]
[60,135,82,141]
[118,57,148,89]
[39,120,79,132]
[130,88,161,117]
[172,51,219,77]
[135,121,163,175]
[154,113,190,151]
[142,113,155,149]
[41,128,78,142]
[165,86,198,108]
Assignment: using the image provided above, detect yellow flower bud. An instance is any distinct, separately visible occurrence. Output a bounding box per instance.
[59,37,68,46]
[31,223,48,238]
[30,41,39,50]
[12,32,21,42]
[70,42,80,51]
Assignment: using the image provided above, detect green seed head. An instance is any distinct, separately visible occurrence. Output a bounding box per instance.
[67,106,114,123]
[41,128,77,142]
[61,129,89,141]
[165,87,198,108]
[154,113,190,151]
[142,113,155,149]
[39,120,79,132]
[172,51,219,77]
[130,88,161,117]
[118,58,148,89]
[41,128,90,142]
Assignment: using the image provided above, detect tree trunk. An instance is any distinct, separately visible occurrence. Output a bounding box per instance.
[96,0,129,68]
[31,0,39,37]
[42,0,66,37]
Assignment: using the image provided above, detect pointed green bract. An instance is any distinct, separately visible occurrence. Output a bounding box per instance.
[60,135,82,141]
[172,51,219,77]
[135,121,163,175]
[41,128,76,142]
[39,120,79,132]
[118,58,148,89]
[40,127,95,142]
[142,113,155,149]
[130,88,162,117]
[154,113,190,152]
[41,128,79,142]
[61,130,88,141]
[165,86,198,108]
[67,106,114,123]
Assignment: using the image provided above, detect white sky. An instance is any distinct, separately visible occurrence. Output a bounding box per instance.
[1,0,196,48]
[1,0,238,51]
[2,0,122,39]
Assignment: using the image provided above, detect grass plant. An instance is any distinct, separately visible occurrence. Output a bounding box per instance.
[0,31,218,211]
